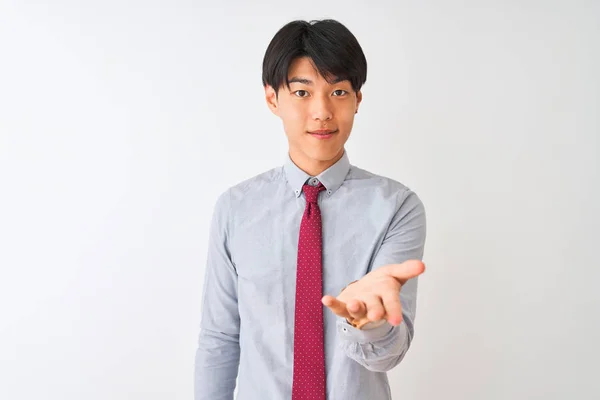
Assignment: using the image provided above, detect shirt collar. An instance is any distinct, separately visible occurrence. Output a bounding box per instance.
[283,149,351,198]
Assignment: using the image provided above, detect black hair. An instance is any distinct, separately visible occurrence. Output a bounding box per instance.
[262,19,367,95]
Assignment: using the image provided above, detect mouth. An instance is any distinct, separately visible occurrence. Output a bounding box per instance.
[308,129,338,139]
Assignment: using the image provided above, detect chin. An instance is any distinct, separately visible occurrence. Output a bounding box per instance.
[306,147,343,162]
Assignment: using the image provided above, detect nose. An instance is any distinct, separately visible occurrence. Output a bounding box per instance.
[311,95,333,121]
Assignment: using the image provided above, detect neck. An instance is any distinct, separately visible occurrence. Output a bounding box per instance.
[289,147,345,176]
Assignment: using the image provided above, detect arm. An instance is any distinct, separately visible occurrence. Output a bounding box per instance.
[337,189,426,372]
[194,189,240,399]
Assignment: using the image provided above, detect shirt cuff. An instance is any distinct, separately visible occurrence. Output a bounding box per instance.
[336,318,396,343]
[361,319,387,330]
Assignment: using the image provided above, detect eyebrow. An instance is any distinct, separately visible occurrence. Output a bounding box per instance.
[288,76,346,85]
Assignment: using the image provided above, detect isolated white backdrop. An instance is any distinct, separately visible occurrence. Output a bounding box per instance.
[0,1,598,399]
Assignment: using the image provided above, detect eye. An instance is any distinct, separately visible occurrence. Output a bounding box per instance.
[293,90,310,97]
[333,90,348,96]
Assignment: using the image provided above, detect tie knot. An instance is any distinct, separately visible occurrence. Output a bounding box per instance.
[303,182,326,203]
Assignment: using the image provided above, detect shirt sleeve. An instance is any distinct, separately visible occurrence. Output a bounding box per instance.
[337,188,427,372]
[194,189,240,399]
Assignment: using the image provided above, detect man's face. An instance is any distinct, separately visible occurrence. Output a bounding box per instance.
[265,56,362,167]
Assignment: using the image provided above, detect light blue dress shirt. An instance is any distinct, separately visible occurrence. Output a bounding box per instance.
[194,149,427,399]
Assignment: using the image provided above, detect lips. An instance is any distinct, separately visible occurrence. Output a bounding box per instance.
[309,129,337,135]
[309,129,337,140]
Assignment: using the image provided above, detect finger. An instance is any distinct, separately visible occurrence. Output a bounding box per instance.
[381,292,403,326]
[363,294,386,322]
[382,260,425,283]
[346,299,367,320]
[321,295,351,320]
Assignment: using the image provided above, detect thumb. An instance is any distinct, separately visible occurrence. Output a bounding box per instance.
[321,295,351,320]
[381,260,426,283]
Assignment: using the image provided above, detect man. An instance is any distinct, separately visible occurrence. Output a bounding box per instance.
[195,19,426,400]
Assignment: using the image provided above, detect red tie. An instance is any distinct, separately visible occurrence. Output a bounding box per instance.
[292,181,327,400]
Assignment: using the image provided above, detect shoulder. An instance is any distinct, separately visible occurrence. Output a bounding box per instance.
[214,166,283,209]
[347,165,424,209]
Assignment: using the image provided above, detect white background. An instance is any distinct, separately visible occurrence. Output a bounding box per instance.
[0,1,598,399]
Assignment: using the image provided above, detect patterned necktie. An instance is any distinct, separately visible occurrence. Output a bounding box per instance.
[292,181,327,400]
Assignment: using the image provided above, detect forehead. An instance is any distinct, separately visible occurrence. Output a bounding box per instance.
[287,57,339,84]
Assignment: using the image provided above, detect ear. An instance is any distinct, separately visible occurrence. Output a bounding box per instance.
[265,85,280,116]
[355,90,363,113]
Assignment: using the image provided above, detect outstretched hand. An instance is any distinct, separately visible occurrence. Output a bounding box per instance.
[321,260,425,329]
